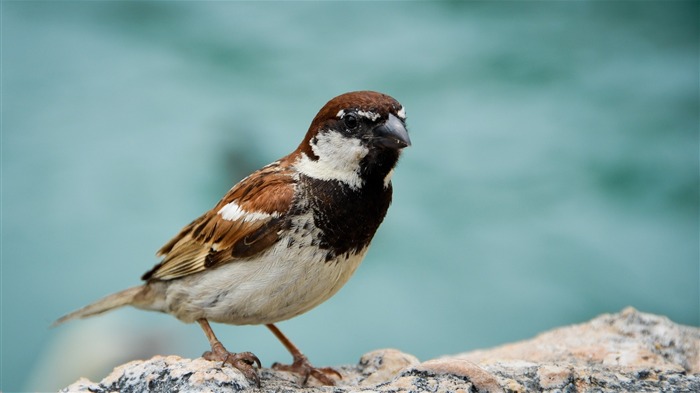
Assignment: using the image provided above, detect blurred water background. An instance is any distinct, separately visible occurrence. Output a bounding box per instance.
[2,1,698,391]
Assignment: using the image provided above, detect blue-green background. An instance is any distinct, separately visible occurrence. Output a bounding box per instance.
[2,2,698,392]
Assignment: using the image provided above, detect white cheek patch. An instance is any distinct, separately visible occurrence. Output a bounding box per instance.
[295,130,368,190]
[218,201,279,222]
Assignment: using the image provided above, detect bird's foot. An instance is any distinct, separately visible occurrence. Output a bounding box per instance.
[272,353,341,386]
[203,342,262,387]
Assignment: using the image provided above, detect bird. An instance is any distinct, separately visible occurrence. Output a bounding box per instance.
[54,91,411,387]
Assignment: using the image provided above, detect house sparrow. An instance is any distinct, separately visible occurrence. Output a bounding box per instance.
[54,91,411,386]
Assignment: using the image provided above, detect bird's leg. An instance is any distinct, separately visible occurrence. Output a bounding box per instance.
[266,323,342,386]
[197,318,261,386]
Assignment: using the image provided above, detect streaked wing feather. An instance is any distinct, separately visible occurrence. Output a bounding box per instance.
[150,238,209,280]
[142,163,295,281]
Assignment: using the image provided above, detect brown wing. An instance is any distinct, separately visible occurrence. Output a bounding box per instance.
[142,163,296,281]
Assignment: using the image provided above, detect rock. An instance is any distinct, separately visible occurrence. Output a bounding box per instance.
[61,308,699,392]
[450,307,699,392]
[61,356,253,393]
[355,348,420,386]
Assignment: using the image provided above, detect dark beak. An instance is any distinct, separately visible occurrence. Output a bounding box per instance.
[373,114,411,150]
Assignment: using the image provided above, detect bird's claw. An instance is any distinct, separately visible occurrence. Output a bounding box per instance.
[203,343,261,387]
[272,354,341,386]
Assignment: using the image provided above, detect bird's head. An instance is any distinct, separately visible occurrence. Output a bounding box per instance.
[293,91,410,190]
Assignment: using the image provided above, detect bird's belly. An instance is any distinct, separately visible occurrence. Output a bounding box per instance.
[164,239,367,325]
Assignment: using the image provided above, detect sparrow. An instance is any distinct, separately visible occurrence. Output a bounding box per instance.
[54,91,411,386]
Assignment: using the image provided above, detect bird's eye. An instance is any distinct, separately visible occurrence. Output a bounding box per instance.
[344,114,359,130]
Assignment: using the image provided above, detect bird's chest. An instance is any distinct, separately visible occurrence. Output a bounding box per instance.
[290,177,392,261]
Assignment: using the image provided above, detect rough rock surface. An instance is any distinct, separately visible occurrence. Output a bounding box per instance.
[61,308,699,392]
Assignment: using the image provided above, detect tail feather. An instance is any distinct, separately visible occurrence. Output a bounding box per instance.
[52,286,144,327]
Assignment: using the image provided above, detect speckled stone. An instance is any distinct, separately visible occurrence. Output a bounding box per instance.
[61,308,700,393]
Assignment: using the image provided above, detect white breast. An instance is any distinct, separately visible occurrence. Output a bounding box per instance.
[163,212,368,325]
